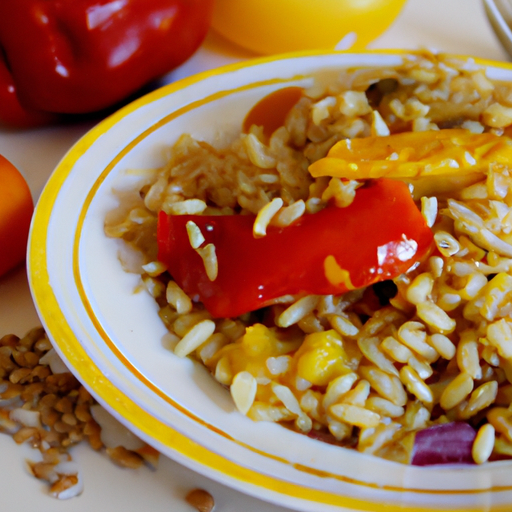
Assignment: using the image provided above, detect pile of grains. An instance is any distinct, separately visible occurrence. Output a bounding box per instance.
[0,327,159,498]
[106,51,512,465]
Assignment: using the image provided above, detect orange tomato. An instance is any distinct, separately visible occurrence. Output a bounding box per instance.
[211,0,408,55]
[0,154,33,277]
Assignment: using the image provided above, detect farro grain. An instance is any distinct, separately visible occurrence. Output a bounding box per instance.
[142,275,165,298]
[214,356,232,386]
[365,396,404,418]
[186,220,205,249]
[399,366,433,405]
[460,272,487,300]
[166,281,193,315]
[196,243,218,282]
[403,400,430,431]
[141,260,167,276]
[300,390,322,420]
[321,178,360,208]
[247,402,294,422]
[329,314,359,337]
[253,197,284,237]
[435,291,460,311]
[325,419,351,441]
[406,273,434,305]
[357,337,398,376]
[276,295,319,328]
[428,255,444,278]
[456,331,482,380]
[311,96,336,125]
[434,231,460,257]
[244,133,277,169]
[341,380,370,406]
[322,373,358,409]
[168,199,207,215]
[482,345,500,367]
[185,488,215,512]
[272,383,313,432]
[231,371,257,415]
[174,319,216,358]
[408,356,433,380]
[428,333,456,360]
[172,310,211,337]
[297,313,325,333]
[487,319,512,359]
[416,302,456,334]
[472,424,495,464]
[460,381,498,419]
[106,446,144,469]
[197,333,229,364]
[381,336,414,364]
[329,403,380,428]
[359,366,408,407]
[397,322,439,362]
[440,372,474,410]
[370,110,390,137]
[0,327,157,496]
[358,422,401,455]
[272,200,306,227]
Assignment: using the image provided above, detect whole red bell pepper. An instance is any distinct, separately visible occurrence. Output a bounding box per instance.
[0,0,213,128]
[157,178,434,318]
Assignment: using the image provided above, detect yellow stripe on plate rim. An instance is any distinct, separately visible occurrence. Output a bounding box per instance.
[28,49,512,512]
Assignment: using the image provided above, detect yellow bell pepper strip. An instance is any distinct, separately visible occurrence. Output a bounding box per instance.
[157,178,433,318]
[293,330,350,387]
[308,129,512,181]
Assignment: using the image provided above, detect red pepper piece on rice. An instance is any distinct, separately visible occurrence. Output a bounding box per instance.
[157,178,434,318]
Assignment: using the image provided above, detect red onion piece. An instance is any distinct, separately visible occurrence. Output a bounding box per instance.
[411,422,476,466]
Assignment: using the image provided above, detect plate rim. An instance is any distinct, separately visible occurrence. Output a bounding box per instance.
[27,48,512,512]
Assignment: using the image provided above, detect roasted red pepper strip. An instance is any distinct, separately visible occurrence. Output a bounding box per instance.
[0,0,213,125]
[157,179,433,318]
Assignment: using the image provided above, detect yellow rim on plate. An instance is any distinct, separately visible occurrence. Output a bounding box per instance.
[28,49,512,512]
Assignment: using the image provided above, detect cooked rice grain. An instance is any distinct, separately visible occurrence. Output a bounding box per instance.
[174,320,216,358]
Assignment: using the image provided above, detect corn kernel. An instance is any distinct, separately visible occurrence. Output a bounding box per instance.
[294,330,350,386]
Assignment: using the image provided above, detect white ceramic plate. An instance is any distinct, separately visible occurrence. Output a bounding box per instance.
[27,50,512,512]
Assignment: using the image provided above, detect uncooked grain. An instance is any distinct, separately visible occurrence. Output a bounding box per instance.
[0,328,157,497]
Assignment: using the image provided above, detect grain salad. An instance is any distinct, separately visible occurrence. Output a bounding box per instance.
[106,51,512,466]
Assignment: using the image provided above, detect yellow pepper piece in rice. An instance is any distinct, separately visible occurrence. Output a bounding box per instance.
[211,323,302,380]
[308,129,512,181]
[293,330,352,387]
